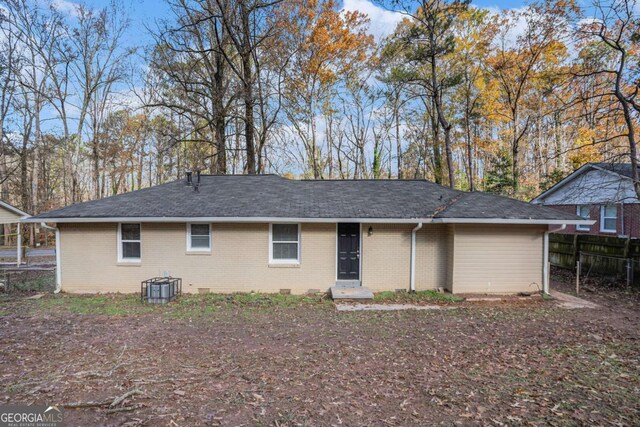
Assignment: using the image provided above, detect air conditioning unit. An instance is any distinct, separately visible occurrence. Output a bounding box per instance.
[141,277,182,304]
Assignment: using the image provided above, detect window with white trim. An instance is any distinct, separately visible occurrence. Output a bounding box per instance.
[576,205,591,231]
[118,223,141,262]
[187,223,211,251]
[600,205,617,233]
[270,223,300,263]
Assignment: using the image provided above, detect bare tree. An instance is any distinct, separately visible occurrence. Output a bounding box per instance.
[149,0,234,174]
[576,0,640,198]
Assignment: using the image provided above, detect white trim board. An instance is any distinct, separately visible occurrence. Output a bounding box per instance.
[23,216,592,226]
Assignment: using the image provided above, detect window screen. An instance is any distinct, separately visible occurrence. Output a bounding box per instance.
[601,205,617,232]
[271,224,299,261]
[120,224,141,260]
[189,224,211,249]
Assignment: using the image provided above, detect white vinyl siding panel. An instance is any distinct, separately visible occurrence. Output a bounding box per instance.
[541,168,639,205]
[0,206,22,224]
[451,225,544,294]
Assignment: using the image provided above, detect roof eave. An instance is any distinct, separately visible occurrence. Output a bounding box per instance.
[432,218,593,226]
[23,216,589,226]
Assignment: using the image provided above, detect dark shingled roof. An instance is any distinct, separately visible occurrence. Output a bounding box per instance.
[31,175,582,222]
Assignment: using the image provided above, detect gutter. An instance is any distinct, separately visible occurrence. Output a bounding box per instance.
[39,223,61,293]
[410,222,423,292]
[543,224,566,294]
[22,216,592,226]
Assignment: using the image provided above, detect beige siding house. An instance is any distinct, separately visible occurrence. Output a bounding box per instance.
[25,175,589,295]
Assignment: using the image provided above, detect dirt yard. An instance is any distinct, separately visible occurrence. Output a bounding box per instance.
[0,278,639,426]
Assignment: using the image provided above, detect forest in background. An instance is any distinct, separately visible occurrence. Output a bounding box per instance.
[1,0,640,222]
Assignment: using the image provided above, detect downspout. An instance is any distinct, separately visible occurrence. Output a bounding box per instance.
[543,224,566,295]
[40,223,61,293]
[16,223,21,267]
[410,222,423,292]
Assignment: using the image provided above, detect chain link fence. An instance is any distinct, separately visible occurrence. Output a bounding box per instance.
[573,251,638,296]
[0,268,56,293]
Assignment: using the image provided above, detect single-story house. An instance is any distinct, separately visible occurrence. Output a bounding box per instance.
[532,163,640,238]
[24,174,589,295]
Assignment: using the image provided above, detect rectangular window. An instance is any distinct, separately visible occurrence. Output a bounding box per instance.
[119,223,141,262]
[187,223,211,251]
[576,205,590,231]
[600,205,617,233]
[270,223,300,263]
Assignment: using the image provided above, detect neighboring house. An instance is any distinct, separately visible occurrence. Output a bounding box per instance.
[532,163,640,238]
[0,200,31,265]
[24,175,587,295]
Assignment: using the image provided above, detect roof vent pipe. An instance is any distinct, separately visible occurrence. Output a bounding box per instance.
[186,171,192,186]
[193,171,201,192]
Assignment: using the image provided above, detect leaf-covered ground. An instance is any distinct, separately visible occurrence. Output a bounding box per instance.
[0,280,638,426]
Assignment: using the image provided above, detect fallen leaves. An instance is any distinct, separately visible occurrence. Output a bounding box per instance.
[0,288,638,426]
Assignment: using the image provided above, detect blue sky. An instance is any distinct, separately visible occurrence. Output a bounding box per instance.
[30,0,529,135]
[62,0,528,52]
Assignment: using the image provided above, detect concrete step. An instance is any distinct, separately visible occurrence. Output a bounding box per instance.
[334,280,361,288]
[330,286,374,300]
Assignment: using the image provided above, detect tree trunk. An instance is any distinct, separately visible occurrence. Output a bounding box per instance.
[240,1,256,175]
[430,55,455,188]
[511,108,519,193]
[395,96,402,179]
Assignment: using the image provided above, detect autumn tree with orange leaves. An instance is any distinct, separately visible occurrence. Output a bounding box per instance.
[270,0,374,178]
[3,0,640,219]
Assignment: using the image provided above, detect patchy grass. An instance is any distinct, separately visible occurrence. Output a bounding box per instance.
[29,291,332,318]
[373,289,464,304]
[0,286,639,426]
[35,294,154,316]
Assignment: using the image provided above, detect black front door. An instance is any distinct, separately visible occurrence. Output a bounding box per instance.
[337,223,360,281]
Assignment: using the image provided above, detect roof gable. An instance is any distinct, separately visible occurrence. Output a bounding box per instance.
[0,200,30,223]
[532,163,638,205]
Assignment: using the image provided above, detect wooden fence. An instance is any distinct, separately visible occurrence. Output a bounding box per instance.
[549,234,640,285]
